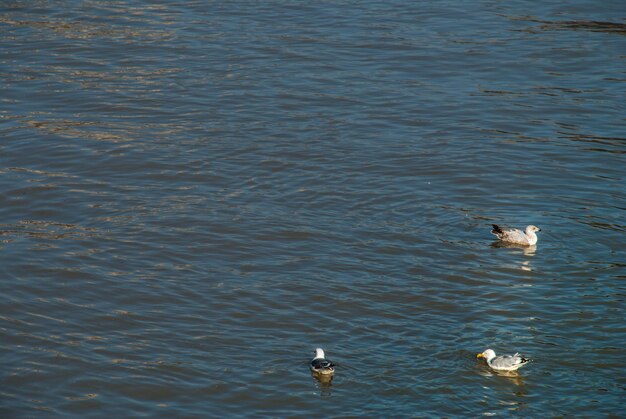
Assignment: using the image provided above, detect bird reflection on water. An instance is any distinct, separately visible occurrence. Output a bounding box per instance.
[311,372,333,397]
[477,367,529,414]
[491,241,537,256]
[477,365,527,387]
[491,241,537,270]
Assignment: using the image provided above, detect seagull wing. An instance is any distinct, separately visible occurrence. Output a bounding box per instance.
[311,358,335,371]
[492,225,529,245]
[490,354,530,370]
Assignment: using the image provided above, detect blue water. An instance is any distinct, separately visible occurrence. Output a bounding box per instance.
[1,1,625,417]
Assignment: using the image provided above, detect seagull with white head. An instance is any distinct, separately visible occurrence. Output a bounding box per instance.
[310,348,335,375]
[491,224,541,246]
[477,348,530,371]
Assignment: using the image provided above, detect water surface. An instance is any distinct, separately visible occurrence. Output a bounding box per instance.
[1,1,625,417]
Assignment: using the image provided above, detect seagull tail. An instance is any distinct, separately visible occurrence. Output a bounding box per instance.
[491,224,504,235]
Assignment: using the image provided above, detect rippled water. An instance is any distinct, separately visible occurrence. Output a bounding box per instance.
[1,1,625,417]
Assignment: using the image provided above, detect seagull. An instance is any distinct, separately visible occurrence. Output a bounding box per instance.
[310,348,335,376]
[491,224,541,246]
[477,349,530,371]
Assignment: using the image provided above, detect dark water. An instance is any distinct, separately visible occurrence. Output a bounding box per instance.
[1,1,625,417]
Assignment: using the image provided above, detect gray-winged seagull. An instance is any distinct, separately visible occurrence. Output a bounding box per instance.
[477,349,530,371]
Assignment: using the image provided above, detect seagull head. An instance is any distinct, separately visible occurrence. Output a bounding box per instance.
[526,225,541,234]
[314,348,325,359]
[477,349,496,361]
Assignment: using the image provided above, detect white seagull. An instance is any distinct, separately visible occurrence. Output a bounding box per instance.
[477,349,531,371]
[491,224,541,246]
[310,348,335,375]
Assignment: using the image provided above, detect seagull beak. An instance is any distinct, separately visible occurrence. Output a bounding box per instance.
[476,353,484,359]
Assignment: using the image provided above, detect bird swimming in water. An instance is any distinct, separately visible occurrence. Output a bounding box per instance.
[491,224,541,246]
[477,349,530,371]
[310,348,335,376]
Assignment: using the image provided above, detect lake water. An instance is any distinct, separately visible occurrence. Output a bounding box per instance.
[1,1,625,417]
